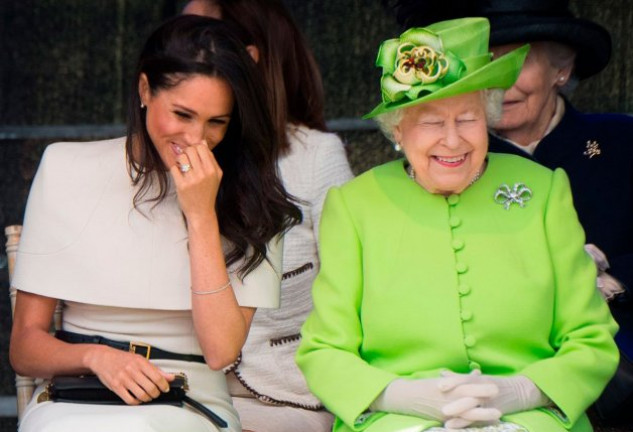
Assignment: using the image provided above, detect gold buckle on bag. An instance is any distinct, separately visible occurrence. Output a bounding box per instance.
[175,372,190,391]
[129,342,152,359]
[37,384,52,403]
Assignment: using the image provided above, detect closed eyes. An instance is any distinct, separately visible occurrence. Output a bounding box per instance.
[175,110,192,120]
[174,110,229,125]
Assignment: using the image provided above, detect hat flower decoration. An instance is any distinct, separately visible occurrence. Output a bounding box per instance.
[379,28,465,105]
[365,18,529,119]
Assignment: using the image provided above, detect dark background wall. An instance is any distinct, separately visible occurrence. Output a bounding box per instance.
[1,1,631,430]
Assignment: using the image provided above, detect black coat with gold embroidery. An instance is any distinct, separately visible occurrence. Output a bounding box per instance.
[488,99,633,359]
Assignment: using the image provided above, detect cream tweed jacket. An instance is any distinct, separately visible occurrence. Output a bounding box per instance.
[228,124,354,408]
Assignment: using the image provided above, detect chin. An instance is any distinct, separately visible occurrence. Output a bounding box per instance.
[498,109,529,131]
[495,119,521,134]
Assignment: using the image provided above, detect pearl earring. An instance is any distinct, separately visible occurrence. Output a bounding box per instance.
[140,101,145,109]
[558,76,566,83]
[393,142,402,152]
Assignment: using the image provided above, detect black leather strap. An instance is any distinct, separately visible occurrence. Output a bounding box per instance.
[56,330,206,364]
[183,395,228,428]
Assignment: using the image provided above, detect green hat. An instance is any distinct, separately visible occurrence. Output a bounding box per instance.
[364,17,529,119]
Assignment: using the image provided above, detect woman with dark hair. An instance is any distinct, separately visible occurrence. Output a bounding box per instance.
[182,1,353,431]
[390,0,633,424]
[9,15,300,432]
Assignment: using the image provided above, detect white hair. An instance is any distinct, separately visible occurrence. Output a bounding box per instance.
[374,89,505,144]
[538,41,579,97]
[483,88,504,128]
[374,108,404,144]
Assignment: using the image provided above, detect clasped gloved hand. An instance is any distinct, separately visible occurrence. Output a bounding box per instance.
[370,370,501,427]
[585,243,625,302]
[439,371,551,429]
[483,375,550,414]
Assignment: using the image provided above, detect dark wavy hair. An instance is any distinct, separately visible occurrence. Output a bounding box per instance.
[208,0,327,153]
[126,15,301,276]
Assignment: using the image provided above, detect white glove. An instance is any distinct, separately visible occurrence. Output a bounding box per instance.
[370,371,500,424]
[483,375,550,415]
[585,244,625,302]
[597,272,625,302]
[585,243,609,272]
[437,372,549,428]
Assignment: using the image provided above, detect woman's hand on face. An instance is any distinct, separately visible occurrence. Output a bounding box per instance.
[170,141,222,221]
[85,345,174,405]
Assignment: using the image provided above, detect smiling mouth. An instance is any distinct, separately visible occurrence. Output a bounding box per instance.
[433,154,467,167]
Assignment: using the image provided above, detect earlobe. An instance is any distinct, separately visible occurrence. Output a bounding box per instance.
[393,125,402,144]
[554,73,568,88]
[138,73,150,106]
[555,64,574,86]
[246,45,260,63]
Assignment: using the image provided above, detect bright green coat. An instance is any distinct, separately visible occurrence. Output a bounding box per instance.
[297,153,618,432]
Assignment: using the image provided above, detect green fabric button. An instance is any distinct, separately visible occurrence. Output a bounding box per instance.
[449,216,462,228]
[456,262,468,273]
[461,310,473,321]
[447,194,460,205]
[469,361,481,370]
[452,239,465,250]
[458,284,471,295]
[464,336,476,347]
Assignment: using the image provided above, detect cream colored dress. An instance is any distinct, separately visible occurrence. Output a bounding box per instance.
[13,138,282,432]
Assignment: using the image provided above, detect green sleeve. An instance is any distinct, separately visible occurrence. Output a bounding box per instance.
[296,187,397,430]
[520,168,619,426]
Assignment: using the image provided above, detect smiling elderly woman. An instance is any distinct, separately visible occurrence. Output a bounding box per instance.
[296,18,618,432]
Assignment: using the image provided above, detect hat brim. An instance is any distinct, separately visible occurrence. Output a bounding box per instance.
[488,16,611,79]
[364,44,529,119]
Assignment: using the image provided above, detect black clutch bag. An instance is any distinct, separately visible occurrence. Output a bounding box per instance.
[38,373,227,428]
